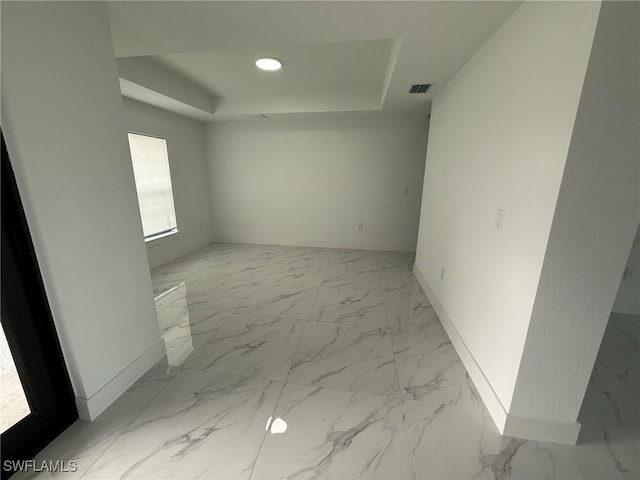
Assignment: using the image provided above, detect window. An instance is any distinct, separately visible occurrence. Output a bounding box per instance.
[127,133,178,241]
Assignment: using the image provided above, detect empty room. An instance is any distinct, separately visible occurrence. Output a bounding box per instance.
[1,1,638,479]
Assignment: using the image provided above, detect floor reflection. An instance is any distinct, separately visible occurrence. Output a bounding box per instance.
[154,282,193,367]
[28,244,637,480]
[265,416,288,434]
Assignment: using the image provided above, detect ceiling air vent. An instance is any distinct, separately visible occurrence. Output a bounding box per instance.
[409,84,431,94]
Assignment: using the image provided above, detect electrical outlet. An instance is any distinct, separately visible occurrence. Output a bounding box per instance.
[358,223,364,231]
[440,267,445,280]
[402,186,410,196]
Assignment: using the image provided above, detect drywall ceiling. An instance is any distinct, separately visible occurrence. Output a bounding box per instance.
[108,1,522,122]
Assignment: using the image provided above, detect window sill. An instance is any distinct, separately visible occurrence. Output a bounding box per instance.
[145,229,179,247]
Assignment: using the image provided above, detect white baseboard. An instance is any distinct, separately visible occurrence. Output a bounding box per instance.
[503,415,580,445]
[74,339,165,421]
[412,264,509,432]
[211,235,415,252]
[412,264,581,445]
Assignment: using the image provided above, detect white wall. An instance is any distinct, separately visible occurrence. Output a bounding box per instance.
[117,57,216,115]
[2,2,163,420]
[612,225,640,315]
[205,117,428,251]
[122,98,214,269]
[509,0,639,427]
[414,0,600,417]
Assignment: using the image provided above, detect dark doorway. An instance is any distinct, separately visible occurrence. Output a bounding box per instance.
[1,131,77,479]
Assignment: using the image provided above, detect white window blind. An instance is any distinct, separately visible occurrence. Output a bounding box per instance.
[127,133,178,240]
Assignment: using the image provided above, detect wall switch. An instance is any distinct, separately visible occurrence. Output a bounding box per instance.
[402,186,410,196]
[358,223,364,231]
[494,209,505,230]
[440,267,445,280]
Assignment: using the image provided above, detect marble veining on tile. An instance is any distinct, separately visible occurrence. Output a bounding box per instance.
[11,360,175,480]
[154,282,239,355]
[309,286,388,327]
[265,262,325,288]
[250,383,416,479]
[82,369,282,479]
[287,321,400,397]
[384,284,437,333]
[326,249,379,268]
[320,264,381,292]
[182,314,305,381]
[405,399,639,480]
[579,312,639,429]
[22,243,638,480]
[186,267,268,302]
[376,251,415,279]
[235,282,319,319]
[393,322,481,408]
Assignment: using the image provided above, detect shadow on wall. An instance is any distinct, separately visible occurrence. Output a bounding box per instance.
[578,226,640,430]
[611,224,640,315]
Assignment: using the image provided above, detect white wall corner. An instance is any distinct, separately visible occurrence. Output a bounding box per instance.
[75,339,165,421]
[3,1,163,415]
[508,0,638,428]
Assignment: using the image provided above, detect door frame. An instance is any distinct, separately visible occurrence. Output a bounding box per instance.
[1,130,77,479]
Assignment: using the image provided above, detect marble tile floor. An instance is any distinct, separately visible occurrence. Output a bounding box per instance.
[578,312,639,430]
[15,243,639,479]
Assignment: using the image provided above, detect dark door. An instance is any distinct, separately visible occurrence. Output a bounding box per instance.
[1,131,77,479]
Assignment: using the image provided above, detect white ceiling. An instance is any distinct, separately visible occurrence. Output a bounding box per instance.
[108,1,522,122]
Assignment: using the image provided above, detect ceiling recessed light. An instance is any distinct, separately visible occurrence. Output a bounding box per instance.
[255,57,282,71]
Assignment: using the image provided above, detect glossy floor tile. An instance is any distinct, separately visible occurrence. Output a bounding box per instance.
[579,312,639,430]
[383,279,436,333]
[82,370,283,479]
[309,286,388,328]
[392,321,481,408]
[250,384,415,479]
[182,314,305,381]
[405,400,638,480]
[321,264,381,292]
[21,243,640,479]
[12,362,175,479]
[286,321,400,396]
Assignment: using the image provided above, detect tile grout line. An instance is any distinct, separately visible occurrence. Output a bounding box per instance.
[247,284,316,480]
[400,399,420,480]
[378,253,421,480]
[82,247,273,477]
[248,250,410,477]
[281,379,402,400]
[149,246,422,478]
[376,254,405,398]
[245,249,327,479]
[246,379,286,480]
[77,367,178,479]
